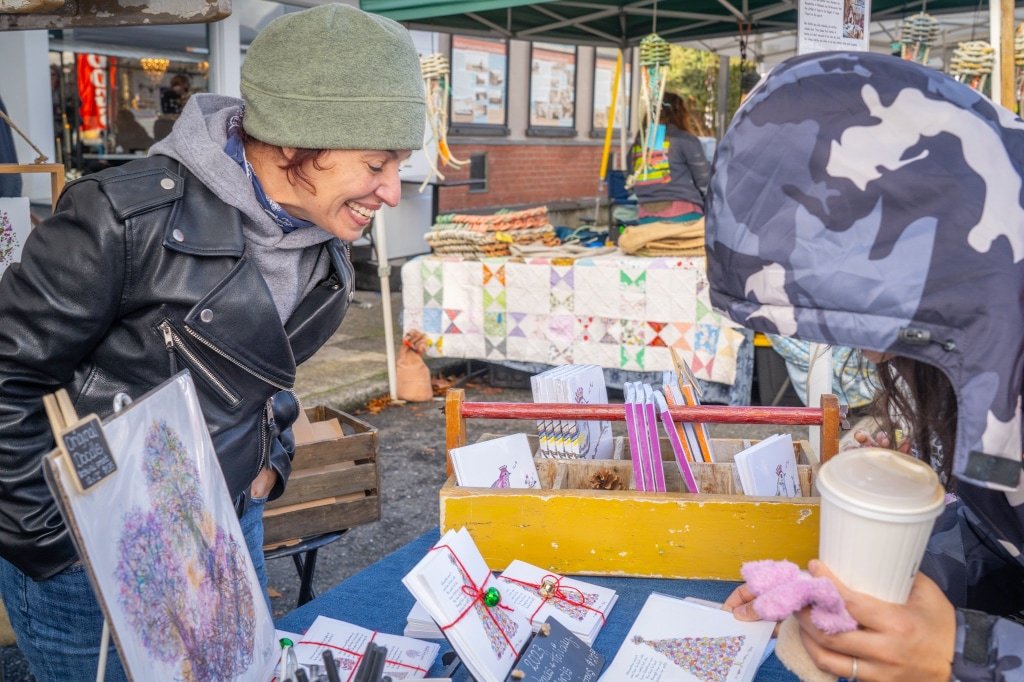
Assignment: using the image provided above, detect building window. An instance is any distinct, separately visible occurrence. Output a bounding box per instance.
[528,42,576,137]
[449,35,509,136]
[468,152,487,193]
[592,46,631,135]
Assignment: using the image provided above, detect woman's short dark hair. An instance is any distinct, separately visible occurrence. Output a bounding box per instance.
[238,124,331,194]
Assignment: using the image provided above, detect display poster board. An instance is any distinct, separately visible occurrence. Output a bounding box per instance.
[797,0,869,54]
[529,42,577,129]
[44,372,277,682]
[0,197,30,278]
[451,35,508,127]
[593,46,631,131]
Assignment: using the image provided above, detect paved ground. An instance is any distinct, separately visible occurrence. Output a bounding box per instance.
[0,289,811,680]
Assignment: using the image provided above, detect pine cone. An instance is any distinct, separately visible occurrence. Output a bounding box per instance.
[588,469,623,490]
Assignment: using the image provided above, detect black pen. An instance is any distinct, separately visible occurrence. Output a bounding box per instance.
[354,644,382,682]
[323,650,342,682]
[368,643,387,681]
[295,669,309,682]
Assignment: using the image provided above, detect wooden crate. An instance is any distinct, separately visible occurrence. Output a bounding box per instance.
[440,389,840,580]
[263,406,380,549]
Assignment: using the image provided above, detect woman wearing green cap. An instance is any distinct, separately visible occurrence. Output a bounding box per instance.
[0,5,424,680]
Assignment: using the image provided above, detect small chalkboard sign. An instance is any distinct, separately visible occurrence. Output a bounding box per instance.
[505,618,604,682]
[60,415,117,491]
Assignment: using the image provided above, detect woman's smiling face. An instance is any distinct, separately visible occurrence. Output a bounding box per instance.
[277,149,411,241]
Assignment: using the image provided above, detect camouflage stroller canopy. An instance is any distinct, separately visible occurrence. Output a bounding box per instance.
[705,51,1024,491]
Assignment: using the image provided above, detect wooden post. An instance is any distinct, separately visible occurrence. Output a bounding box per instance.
[445,388,467,476]
[1000,0,1015,110]
[819,393,840,463]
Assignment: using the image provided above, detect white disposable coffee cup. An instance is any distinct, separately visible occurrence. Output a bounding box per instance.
[816,447,945,604]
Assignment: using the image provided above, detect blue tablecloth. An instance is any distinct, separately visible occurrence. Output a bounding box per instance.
[276,529,797,681]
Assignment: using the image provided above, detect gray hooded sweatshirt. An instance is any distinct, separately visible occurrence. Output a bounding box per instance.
[150,93,337,322]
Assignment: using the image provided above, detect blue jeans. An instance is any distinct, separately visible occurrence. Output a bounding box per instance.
[0,497,269,681]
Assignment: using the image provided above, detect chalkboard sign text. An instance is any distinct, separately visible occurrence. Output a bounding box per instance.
[62,416,117,491]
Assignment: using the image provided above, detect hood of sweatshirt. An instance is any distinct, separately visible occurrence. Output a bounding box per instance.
[705,51,1024,492]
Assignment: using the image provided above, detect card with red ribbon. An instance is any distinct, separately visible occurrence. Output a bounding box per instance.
[291,615,439,680]
[402,528,533,682]
[496,559,618,646]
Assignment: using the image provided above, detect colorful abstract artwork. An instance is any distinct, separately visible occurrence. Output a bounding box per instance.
[0,197,29,275]
[116,419,256,680]
[46,372,277,681]
[633,634,746,682]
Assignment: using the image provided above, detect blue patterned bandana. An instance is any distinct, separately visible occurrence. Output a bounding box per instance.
[225,113,315,233]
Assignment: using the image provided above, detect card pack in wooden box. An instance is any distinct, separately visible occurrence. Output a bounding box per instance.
[440,436,819,580]
[263,406,379,548]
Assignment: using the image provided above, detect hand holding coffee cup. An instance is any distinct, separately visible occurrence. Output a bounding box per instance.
[775,447,946,681]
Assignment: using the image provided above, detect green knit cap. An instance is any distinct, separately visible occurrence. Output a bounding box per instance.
[241,4,425,151]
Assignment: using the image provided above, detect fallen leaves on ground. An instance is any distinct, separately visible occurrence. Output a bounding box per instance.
[364,394,394,414]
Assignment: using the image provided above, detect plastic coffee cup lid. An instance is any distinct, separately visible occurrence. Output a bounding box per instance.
[817,447,944,520]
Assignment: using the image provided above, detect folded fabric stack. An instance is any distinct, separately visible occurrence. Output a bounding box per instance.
[617,217,706,257]
[424,206,558,257]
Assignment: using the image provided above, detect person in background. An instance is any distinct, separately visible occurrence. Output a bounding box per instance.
[0,4,424,680]
[0,94,22,197]
[629,91,711,222]
[708,51,1024,681]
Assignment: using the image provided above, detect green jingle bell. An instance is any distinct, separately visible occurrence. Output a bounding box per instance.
[483,586,501,607]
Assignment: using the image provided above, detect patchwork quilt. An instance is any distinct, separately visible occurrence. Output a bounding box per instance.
[401,255,746,386]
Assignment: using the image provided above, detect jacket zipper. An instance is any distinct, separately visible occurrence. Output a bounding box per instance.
[183,325,291,391]
[158,320,242,405]
[255,399,271,482]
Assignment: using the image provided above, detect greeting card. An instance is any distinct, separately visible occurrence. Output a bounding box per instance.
[496,560,618,646]
[600,593,773,682]
[402,528,532,682]
[450,433,540,490]
[293,615,438,679]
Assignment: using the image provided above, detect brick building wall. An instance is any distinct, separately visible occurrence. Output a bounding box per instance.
[436,141,606,213]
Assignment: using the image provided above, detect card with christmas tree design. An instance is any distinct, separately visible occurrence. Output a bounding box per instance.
[600,593,773,681]
[496,559,618,646]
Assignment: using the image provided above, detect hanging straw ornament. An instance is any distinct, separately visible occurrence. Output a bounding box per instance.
[899,13,939,64]
[948,40,995,94]
[634,33,672,182]
[419,53,468,192]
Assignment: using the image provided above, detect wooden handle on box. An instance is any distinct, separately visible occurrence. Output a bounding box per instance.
[443,388,843,473]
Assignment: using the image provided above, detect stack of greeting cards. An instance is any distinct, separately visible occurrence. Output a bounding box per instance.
[734,434,802,497]
[291,616,439,679]
[496,560,617,646]
[531,365,614,459]
[403,528,533,682]
[449,433,540,489]
[405,560,617,647]
[601,593,774,681]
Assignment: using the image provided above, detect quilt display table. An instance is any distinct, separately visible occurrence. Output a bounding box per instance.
[401,254,753,404]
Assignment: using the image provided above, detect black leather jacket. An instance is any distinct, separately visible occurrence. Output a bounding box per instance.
[0,155,353,580]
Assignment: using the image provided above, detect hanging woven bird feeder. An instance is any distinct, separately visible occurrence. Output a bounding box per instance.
[899,13,939,65]
[633,33,672,184]
[419,53,468,192]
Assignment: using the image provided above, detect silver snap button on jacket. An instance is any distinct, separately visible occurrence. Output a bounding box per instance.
[200,309,214,323]
[160,178,176,190]
[172,229,185,242]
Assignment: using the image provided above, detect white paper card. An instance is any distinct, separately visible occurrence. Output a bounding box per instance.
[0,197,30,276]
[496,559,617,646]
[450,432,540,489]
[402,528,532,682]
[293,615,439,679]
[600,593,774,681]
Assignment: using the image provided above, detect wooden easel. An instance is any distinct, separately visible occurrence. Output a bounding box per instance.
[0,163,65,212]
[39,387,115,680]
[0,107,66,211]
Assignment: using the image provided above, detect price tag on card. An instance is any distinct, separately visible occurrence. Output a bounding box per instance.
[60,415,117,492]
[505,618,604,682]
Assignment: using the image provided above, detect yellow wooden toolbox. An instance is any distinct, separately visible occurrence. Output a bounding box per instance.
[440,389,841,580]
